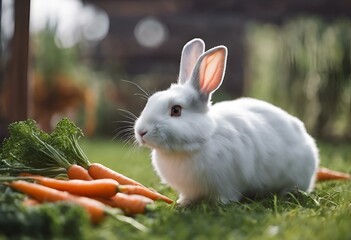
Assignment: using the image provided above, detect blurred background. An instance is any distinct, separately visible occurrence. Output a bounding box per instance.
[0,0,350,142]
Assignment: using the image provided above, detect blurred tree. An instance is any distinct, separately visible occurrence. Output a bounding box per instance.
[246,17,350,139]
[32,24,77,83]
[31,26,98,136]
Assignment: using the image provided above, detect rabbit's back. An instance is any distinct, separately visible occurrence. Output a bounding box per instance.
[213,97,309,145]
[208,97,319,199]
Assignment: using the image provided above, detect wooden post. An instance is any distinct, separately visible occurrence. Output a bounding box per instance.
[7,0,31,122]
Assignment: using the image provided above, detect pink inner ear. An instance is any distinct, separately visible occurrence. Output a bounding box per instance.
[199,50,225,94]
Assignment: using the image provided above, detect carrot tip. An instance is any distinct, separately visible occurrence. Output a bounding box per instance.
[317,168,351,181]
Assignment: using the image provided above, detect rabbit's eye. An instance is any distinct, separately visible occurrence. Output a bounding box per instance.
[171,105,182,117]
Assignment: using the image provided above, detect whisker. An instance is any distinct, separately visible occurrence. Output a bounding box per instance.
[120,79,151,98]
[116,109,138,121]
[122,142,141,159]
[113,120,136,125]
[112,126,134,134]
[116,116,136,124]
[115,130,134,140]
[119,135,130,145]
[121,135,138,149]
[113,105,143,153]
[113,127,134,140]
[134,93,148,102]
[115,115,136,123]
[130,141,141,153]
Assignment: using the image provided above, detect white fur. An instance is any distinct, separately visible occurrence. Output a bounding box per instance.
[134,39,319,206]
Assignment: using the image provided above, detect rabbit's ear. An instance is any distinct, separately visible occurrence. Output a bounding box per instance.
[178,38,205,84]
[191,46,227,100]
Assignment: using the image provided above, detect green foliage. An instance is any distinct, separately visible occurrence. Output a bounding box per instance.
[0,119,68,176]
[50,118,90,169]
[246,17,350,138]
[0,187,89,239]
[0,118,90,176]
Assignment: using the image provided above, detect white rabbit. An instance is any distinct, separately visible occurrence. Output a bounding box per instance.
[134,38,319,206]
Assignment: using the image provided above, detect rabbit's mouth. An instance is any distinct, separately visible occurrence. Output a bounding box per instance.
[135,129,158,149]
[136,130,203,152]
[135,133,148,146]
[136,130,147,144]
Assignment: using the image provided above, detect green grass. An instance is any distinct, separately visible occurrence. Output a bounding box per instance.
[78,139,351,240]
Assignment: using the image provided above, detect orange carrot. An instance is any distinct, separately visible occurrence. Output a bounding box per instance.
[67,164,93,181]
[118,185,173,204]
[9,180,106,224]
[87,163,173,204]
[27,175,119,198]
[72,197,107,224]
[317,167,351,181]
[127,194,154,204]
[95,193,153,215]
[88,163,144,186]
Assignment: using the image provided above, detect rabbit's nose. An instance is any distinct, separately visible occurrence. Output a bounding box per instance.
[139,130,148,137]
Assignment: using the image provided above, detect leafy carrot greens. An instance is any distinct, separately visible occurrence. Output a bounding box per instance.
[0,118,90,177]
[49,118,90,169]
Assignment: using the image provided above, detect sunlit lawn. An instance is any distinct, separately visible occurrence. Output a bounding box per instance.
[79,139,351,240]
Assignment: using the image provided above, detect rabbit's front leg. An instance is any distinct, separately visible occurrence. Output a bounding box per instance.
[176,194,197,206]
